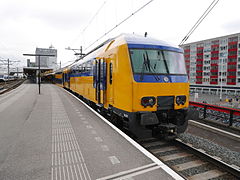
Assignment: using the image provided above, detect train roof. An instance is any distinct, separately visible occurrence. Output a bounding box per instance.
[116,33,183,53]
[69,33,183,68]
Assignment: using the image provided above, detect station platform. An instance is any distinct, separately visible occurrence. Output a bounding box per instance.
[0,83,183,180]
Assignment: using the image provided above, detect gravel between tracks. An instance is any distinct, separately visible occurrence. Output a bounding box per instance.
[178,133,240,167]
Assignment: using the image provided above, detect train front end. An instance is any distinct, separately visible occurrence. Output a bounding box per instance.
[127,37,189,138]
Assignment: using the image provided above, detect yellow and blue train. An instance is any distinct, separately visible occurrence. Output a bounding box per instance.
[53,34,189,138]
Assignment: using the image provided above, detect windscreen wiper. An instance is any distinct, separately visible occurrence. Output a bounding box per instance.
[160,51,170,74]
[140,53,147,81]
[140,51,160,81]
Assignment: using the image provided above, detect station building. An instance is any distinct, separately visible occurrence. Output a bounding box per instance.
[181,32,240,95]
[23,46,58,83]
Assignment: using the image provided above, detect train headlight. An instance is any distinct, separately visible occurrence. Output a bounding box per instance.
[176,96,186,105]
[141,97,156,107]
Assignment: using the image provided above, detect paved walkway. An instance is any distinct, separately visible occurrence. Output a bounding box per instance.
[0,83,182,180]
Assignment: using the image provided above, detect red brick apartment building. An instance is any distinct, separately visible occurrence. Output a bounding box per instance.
[181,33,240,95]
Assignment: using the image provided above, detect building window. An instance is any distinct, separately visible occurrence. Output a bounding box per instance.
[227,78,236,83]
[228,71,236,76]
[228,36,238,42]
[211,72,218,76]
[211,53,219,58]
[211,40,219,45]
[211,60,218,64]
[211,47,219,51]
[228,58,237,62]
[229,44,237,49]
[229,51,237,56]
[211,66,218,70]
[220,52,227,57]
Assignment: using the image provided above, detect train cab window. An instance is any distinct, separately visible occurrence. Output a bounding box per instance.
[109,63,113,84]
[129,49,186,75]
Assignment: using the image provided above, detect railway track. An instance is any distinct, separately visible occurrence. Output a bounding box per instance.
[138,137,240,180]
[0,79,25,94]
[67,89,240,179]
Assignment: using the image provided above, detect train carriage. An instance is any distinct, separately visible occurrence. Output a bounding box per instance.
[62,34,189,138]
[54,70,63,87]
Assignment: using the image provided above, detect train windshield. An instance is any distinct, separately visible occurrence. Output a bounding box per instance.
[129,49,186,75]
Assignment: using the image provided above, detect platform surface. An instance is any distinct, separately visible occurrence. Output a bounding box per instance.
[0,83,182,180]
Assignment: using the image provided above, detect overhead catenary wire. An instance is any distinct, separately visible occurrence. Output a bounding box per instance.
[82,1,107,34]
[179,0,220,46]
[67,1,107,50]
[84,0,154,51]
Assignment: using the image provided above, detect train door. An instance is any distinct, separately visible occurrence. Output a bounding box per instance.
[93,58,107,105]
[67,72,70,89]
[108,56,114,105]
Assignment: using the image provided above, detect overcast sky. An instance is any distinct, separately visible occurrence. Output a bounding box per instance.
[0,0,239,71]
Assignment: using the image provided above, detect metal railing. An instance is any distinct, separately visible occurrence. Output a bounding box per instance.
[189,101,240,128]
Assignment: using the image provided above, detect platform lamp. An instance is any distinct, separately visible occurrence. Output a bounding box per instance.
[23,53,55,94]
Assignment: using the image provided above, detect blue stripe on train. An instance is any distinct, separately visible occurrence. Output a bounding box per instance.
[68,73,188,83]
[133,74,188,83]
[70,72,93,77]
[127,44,183,53]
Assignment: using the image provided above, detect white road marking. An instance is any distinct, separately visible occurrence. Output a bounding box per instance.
[86,125,93,129]
[67,151,72,164]
[66,166,70,180]
[115,165,161,180]
[74,164,79,180]
[62,166,66,180]
[108,156,120,165]
[77,164,83,180]
[55,167,57,180]
[97,163,156,180]
[84,163,91,180]
[52,152,54,166]
[51,167,54,180]
[73,151,78,164]
[71,151,75,163]
[70,165,74,180]
[65,88,184,180]
[81,164,87,180]
[95,137,103,142]
[64,152,68,165]
[61,152,64,165]
[59,166,61,180]
[52,143,54,153]
[101,145,109,151]
[51,89,92,179]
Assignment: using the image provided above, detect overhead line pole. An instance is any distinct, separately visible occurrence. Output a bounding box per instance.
[0,58,20,80]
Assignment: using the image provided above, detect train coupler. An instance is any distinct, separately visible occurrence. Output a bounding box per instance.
[154,123,177,139]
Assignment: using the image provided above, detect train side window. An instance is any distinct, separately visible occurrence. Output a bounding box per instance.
[109,63,113,84]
